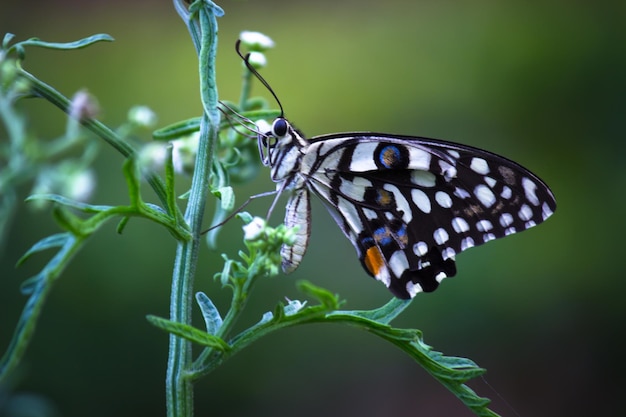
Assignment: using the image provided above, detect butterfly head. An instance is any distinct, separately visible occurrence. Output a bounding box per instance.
[257,117,286,166]
[256,117,310,182]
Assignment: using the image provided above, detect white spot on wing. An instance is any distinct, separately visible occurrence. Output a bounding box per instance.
[542,202,554,220]
[461,237,475,250]
[518,204,533,221]
[435,191,453,208]
[389,251,409,278]
[384,184,412,223]
[470,157,490,175]
[408,148,431,170]
[433,228,449,245]
[476,220,493,232]
[499,213,514,227]
[474,184,496,208]
[442,247,456,260]
[411,189,432,214]
[435,271,448,283]
[522,177,540,206]
[452,217,470,233]
[348,142,379,171]
[484,177,497,188]
[336,195,363,232]
[363,208,378,220]
[439,161,457,181]
[413,241,428,256]
[454,187,472,199]
[483,233,496,242]
[406,281,422,298]
[376,266,391,287]
[411,170,436,187]
[501,186,513,199]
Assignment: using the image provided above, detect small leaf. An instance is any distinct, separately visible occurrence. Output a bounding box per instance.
[15,34,114,51]
[16,233,71,267]
[116,216,130,234]
[297,280,341,310]
[153,117,201,141]
[26,194,113,213]
[213,186,234,211]
[195,292,223,335]
[2,33,16,48]
[236,211,253,224]
[146,315,230,351]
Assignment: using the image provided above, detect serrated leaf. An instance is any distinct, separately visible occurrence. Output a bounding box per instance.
[146,315,230,351]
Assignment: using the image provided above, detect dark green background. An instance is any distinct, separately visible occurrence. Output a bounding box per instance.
[1,1,624,416]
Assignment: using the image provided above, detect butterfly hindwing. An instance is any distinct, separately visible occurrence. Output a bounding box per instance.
[299,133,556,298]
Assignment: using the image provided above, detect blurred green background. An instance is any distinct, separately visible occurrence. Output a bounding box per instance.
[1,1,624,416]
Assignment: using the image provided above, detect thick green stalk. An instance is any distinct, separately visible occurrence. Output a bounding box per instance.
[167,1,222,416]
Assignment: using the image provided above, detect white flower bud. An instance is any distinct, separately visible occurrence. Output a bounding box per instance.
[243,217,266,241]
[138,142,169,173]
[128,105,157,129]
[239,31,275,51]
[69,90,99,121]
[246,51,267,69]
[65,169,95,202]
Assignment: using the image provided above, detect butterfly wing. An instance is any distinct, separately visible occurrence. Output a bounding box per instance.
[300,133,556,299]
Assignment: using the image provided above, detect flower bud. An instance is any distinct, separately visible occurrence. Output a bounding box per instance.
[239,31,275,52]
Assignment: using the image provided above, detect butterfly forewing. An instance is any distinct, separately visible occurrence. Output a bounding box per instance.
[264,119,556,299]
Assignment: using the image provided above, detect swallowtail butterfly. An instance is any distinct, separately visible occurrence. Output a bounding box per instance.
[240,43,557,299]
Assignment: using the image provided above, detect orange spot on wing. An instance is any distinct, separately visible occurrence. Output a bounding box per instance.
[364,246,385,277]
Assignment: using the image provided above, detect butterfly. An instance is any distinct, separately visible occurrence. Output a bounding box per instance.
[238,42,557,299]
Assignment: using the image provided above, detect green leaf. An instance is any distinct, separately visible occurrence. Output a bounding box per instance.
[297,280,341,310]
[16,233,70,267]
[195,292,223,335]
[12,34,114,52]
[212,185,234,210]
[2,233,83,381]
[153,117,201,141]
[146,315,230,351]
[26,193,113,213]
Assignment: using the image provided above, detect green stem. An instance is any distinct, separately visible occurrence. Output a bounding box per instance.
[18,68,174,213]
[167,1,222,416]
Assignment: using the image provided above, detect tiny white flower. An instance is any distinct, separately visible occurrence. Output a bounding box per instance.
[284,298,307,316]
[243,217,266,241]
[128,105,157,129]
[171,132,200,175]
[239,31,275,51]
[65,169,96,202]
[138,142,169,173]
[247,51,267,69]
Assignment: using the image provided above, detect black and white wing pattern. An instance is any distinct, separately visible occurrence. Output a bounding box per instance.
[259,118,556,299]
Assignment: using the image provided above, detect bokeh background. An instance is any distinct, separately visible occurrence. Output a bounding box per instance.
[1,1,624,416]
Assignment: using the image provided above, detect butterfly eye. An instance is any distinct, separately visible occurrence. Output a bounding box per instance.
[271,118,288,138]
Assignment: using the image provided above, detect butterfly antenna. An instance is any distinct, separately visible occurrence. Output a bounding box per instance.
[218,101,259,139]
[235,39,284,117]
